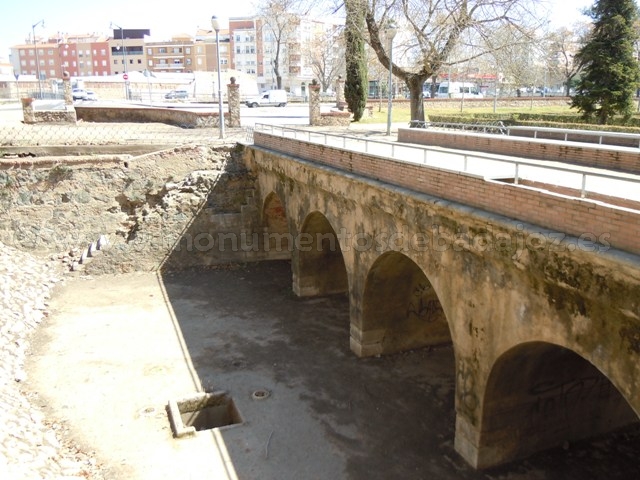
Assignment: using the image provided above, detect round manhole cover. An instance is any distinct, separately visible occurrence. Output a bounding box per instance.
[252,389,270,400]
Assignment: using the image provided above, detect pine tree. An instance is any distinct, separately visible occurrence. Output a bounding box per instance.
[344,0,368,121]
[571,0,640,124]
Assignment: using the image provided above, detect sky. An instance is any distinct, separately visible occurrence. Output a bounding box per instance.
[0,0,256,59]
[0,0,596,62]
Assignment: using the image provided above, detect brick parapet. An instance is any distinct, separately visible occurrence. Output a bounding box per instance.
[398,128,640,175]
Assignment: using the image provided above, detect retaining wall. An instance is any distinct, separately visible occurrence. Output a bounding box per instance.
[75,105,221,128]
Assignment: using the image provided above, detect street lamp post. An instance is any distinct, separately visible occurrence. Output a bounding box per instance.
[32,19,44,99]
[211,15,225,139]
[110,22,128,100]
[385,22,398,136]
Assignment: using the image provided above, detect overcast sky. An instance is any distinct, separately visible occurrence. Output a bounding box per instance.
[0,0,595,62]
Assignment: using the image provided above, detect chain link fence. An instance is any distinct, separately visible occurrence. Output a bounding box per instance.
[0,122,249,148]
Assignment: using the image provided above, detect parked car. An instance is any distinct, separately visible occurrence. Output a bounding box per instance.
[72,88,88,101]
[245,89,288,107]
[85,90,98,101]
[165,89,189,100]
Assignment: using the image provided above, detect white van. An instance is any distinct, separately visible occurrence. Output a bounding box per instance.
[246,89,288,107]
[436,82,483,99]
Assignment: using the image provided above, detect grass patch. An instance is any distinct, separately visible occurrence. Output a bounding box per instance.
[357,101,640,132]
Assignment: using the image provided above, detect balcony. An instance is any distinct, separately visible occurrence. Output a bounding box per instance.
[155,63,185,69]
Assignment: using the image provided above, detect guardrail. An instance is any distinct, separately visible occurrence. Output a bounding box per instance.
[253,123,640,203]
[410,120,507,134]
[505,125,640,148]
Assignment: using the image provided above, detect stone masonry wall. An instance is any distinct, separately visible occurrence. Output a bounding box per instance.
[0,144,261,274]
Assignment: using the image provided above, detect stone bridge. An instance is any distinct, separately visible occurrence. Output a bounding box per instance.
[242,128,640,469]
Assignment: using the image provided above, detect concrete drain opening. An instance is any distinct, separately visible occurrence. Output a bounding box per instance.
[252,389,270,400]
[167,391,242,438]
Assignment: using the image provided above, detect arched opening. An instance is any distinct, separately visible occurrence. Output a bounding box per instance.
[361,251,451,355]
[294,211,348,297]
[262,192,290,255]
[477,341,639,468]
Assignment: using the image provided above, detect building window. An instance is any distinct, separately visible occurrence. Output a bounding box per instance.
[94,60,98,66]
[114,59,118,64]
[47,49,53,55]
[21,60,26,66]
[196,46,202,54]
[186,58,191,65]
[37,49,44,56]
[137,59,141,64]
[159,47,166,53]
[29,49,34,56]
[48,59,54,65]
[172,47,181,53]
[236,35,241,42]
[148,60,153,66]
[102,60,107,66]
[93,49,97,55]
[86,50,90,56]
[186,47,191,54]
[63,50,68,57]
[197,58,202,65]
[101,49,106,55]
[147,48,152,55]
[29,59,35,66]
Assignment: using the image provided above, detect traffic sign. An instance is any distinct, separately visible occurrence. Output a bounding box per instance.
[123,73,129,80]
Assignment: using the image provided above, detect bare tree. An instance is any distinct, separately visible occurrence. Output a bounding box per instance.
[363,0,543,122]
[258,0,311,89]
[489,25,540,95]
[305,23,345,92]
[546,23,589,96]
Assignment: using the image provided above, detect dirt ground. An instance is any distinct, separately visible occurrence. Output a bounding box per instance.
[26,261,640,480]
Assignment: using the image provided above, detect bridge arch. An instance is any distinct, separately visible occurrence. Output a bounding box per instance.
[361,251,451,355]
[292,211,348,297]
[475,341,639,468]
[261,192,291,254]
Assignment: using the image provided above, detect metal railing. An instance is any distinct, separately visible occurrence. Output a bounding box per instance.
[505,125,640,148]
[253,124,640,204]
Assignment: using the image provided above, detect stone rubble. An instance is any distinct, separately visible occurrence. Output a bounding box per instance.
[0,240,104,479]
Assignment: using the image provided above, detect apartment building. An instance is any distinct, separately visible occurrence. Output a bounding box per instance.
[146,30,230,74]
[7,15,343,91]
[228,16,343,94]
[109,29,149,76]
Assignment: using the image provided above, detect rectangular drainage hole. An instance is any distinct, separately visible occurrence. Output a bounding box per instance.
[168,391,242,437]
[181,402,241,431]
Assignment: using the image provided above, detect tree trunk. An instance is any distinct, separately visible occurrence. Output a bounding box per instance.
[406,76,427,123]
